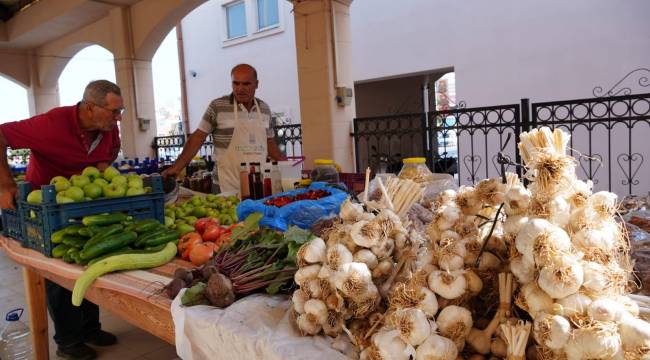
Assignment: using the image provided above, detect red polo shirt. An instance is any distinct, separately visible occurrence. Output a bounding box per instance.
[0,104,120,187]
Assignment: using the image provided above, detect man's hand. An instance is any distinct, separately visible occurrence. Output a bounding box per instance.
[0,181,17,210]
[96,162,110,171]
[161,165,181,179]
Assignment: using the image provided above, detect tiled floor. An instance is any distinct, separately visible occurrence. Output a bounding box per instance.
[0,250,179,359]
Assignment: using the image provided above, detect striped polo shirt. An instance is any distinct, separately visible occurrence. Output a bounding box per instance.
[197,94,274,156]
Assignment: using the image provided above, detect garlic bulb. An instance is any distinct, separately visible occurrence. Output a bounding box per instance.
[333,262,374,298]
[354,249,379,270]
[372,259,393,279]
[464,269,483,294]
[391,308,431,346]
[515,219,571,265]
[573,222,620,252]
[505,184,531,215]
[567,179,593,209]
[618,316,650,351]
[564,322,621,360]
[428,270,467,299]
[350,220,382,248]
[477,251,501,272]
[436,305,473,350]
[554,293,592,319]
[588,298,631,323]
[518,283,553,318]
[326,243,353,271]
[304,299,328,325]
[589,191,618,219]
[370,238,395,259]
[372,329,416,360]
[615,295,640,318]
[434,205,461,231]
[538,261,584,299]
[503,214,529,237]
[417,287,439,317]
[297,237,327,266]
[415,334,458,360]
[296,313,322,335]
[292,289,309,314]
[581,261,610,293]
[510,255,535,284]
[533,313,570,350]
[475,178,506,206]
[294,264,321,287]
[455,186,482,215]
[340,198,365,222]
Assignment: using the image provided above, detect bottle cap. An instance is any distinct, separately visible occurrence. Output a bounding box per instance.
[5,308,23,322]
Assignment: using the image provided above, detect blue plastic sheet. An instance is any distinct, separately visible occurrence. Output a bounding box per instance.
[236,182,348,231]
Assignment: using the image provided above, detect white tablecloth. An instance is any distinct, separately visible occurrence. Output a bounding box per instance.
[171,290,353,360]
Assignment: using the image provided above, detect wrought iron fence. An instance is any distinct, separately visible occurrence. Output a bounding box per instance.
[152,124,302,160]
[531,93,650,195]
[352,93,650,195]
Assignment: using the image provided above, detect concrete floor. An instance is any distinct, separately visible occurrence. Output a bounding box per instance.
[0,250,179,359]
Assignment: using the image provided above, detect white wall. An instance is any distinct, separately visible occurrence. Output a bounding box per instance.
[181,0,300,132]
[350,0,650,105]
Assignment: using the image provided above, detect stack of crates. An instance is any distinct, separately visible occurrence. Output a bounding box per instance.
[2,175,165,257]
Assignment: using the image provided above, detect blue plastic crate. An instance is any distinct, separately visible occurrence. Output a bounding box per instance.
[1,208,23,242]
[17,175,165,256]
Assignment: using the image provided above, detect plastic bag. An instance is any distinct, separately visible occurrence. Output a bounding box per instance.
[628,222,650,294]
[421,175,458,206]
[237,182,348,231]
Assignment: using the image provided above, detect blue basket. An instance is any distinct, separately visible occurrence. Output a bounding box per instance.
[16,176,165,256]
[1,208,23,242]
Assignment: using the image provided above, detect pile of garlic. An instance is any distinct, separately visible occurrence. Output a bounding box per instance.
[510,127,650,359]
[291,199,409,344]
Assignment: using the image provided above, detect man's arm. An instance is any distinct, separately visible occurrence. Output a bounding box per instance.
[267,137,288,161]
[162,130,210,178]
[0,129,18,209]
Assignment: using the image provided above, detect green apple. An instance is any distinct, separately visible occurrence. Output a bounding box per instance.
[206,194,217,202]
[93,178,109,187]
[83,183,102,199]
[81,166,101,181]
[103,183,126,198]
[127,176,144,189]
[27,190,42,204]
[70,174,90,188]
[190,196,203,206]
[111,175,127,187]
[126,187,145,196]
[143,186,153,193]
[56,193,74,204]
[50,176,71,192]
[103,166,120,182]
[65,186,85,201]
[164,216,174,227]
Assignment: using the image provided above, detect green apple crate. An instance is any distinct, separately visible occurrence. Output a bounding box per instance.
[13,175,165,257]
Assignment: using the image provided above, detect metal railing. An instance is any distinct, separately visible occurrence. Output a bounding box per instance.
[152,124,302,160]
[352,93,650,195]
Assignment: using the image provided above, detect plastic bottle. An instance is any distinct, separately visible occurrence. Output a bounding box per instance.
[239,162,250,200]
[263,169,272,198]
[0,308,32,360]
[270,161,282,194]
[310,159,339,183]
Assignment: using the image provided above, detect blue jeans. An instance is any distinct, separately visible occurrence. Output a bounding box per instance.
[45,280,101,347]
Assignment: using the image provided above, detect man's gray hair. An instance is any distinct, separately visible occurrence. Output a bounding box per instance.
[83,80,121,106]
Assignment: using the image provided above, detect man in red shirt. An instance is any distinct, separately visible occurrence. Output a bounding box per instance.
[0,80,123,360]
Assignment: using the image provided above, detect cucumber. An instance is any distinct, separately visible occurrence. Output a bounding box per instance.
[73,252,88,265]
[134,227,168,248]
[82,213,129,227]
[62,235,87,249]
[62,253,75,263]
[133,219,160,233]
[51,228,67,244]
[52,244,71,258]
[82,224,124,250]
[87,244,167,266]
[64,224,85,235]
[79,231,138,260]
[72,242,178,306]
[141,230,180,248]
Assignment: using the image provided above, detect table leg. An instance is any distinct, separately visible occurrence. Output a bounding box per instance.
[23,267,49,360]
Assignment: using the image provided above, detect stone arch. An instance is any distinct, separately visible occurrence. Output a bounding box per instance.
[39,42,115,89]
[132,0,208,61]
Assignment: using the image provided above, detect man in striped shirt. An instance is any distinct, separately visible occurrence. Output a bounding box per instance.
[163,64,285,193]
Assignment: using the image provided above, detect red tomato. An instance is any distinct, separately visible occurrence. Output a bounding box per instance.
[189,242,215,266]
[202,225,224,242]
[178,232,203,260]
[194,217,220,235]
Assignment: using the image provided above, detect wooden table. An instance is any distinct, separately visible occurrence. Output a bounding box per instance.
[0,236,189,360]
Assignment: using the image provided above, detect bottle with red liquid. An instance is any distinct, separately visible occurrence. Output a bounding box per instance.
[248,163,258,199]
[263,169,272,198]
[254,163,263,199]
[239,162,250,200]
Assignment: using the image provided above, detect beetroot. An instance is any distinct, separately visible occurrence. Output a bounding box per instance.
[205,272,235,308]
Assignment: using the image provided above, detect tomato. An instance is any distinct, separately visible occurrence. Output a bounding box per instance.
[216,230,232,248]
[202,224,224,242]
[189,242,215,266]
[178,232,203,260]
[194,217,220,235]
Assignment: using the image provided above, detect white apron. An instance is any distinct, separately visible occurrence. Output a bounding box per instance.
[216,99,268,194]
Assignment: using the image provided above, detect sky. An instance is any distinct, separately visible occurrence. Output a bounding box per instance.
[0,29,181,132]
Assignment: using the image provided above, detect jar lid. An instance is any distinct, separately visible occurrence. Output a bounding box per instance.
[402,157,426,164]
[299,179,312,186]
[314,159,334,165]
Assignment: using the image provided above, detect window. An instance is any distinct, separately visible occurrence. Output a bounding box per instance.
[226,1,246,39]
[257,0,279,30]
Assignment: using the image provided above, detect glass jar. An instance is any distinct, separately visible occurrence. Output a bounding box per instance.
[310,159,339,183]
[398,157,434,183]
